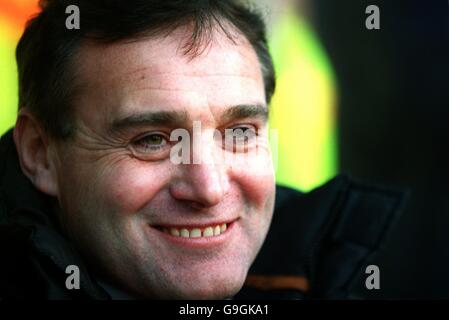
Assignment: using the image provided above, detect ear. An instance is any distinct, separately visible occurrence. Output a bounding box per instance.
[13,109,59,197]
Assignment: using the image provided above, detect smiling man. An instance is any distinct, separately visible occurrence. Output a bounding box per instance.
[0,0,405,300]
[41,15,275,300]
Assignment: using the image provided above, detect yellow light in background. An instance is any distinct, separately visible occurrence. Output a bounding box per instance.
[269,11,338,191]
[0,19,19,136]
[0,0,38,136]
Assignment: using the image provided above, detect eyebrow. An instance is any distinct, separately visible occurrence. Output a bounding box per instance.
[110,110,188,132]
[220,104,268,123]
[110,104,268,132]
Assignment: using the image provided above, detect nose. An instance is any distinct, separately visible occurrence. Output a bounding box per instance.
[169,162,230,209]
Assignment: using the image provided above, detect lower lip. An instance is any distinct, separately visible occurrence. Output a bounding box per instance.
[149,221,237,249]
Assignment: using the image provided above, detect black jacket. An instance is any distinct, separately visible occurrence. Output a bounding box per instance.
[0,129,406,299]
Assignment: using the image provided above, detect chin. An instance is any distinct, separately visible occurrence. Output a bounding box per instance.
[177,262,249,300]
[140,269,247,300]
[174,278,244,300]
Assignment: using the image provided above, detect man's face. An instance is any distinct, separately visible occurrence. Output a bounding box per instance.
[52,26,275,299]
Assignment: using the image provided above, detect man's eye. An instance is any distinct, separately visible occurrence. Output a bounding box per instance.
[229,126,257,141]
[131,133,168,153]
[223,125,257,152]
[236,126,255,135]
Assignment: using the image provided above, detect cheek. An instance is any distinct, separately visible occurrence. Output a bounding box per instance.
[231,166,275,265]
[231,151,275,246]
[230,164,275,240]
[230,151,275,209]
[95,161,173,214]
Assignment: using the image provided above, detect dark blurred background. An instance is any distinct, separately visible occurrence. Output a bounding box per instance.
[312,0,449,298]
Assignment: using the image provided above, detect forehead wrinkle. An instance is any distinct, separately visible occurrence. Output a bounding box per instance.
[123,67,260,84]
[117,45,260,85]
[132,73,260,93]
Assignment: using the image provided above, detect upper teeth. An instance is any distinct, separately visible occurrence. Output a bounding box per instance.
[160,224,228,238]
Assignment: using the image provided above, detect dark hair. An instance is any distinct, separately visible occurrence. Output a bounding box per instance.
[16,0,276,139]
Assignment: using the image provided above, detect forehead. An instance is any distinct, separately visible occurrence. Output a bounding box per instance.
[73,26,266,127]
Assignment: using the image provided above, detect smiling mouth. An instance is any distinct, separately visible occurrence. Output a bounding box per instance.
[154,222,230,239]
